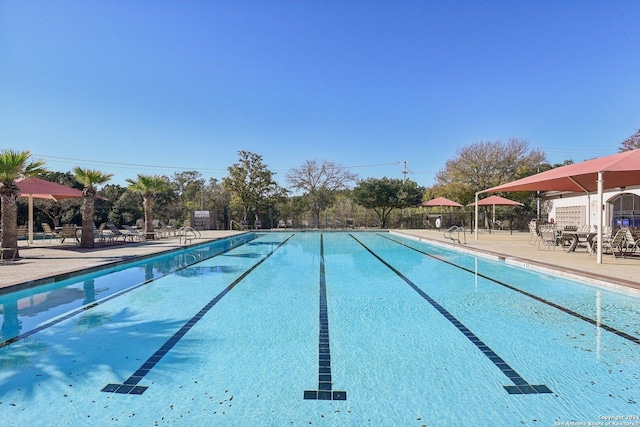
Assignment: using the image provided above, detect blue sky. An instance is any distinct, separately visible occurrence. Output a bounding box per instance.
[1,1,639,188]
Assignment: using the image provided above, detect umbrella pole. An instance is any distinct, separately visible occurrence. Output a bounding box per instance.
[29,195,34,244]
[474,192,479,239]
[596,172,603,264]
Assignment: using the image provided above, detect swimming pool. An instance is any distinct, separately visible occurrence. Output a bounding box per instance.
[0,231,638,426]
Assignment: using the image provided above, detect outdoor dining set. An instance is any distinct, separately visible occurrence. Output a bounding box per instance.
[533,221,639,258]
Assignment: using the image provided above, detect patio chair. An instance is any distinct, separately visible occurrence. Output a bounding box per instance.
[254,220,262,229]
[41,223,58,243]
[590,226,613,257]
[15,225,30,247]
[538,226,557,251]
[528,221,539,245]
[59,224,78,244]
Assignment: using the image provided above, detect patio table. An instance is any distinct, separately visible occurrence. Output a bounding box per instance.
[562,231,596,253]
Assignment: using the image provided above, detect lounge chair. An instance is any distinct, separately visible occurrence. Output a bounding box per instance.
[277,220,286,228]
[538,226,557,251]
[105,223,130,242]
[94,223,114,244]
[122,224,144,241]
[605,228,628,258]
[159,221,175,237]
[41,223,58,243]
[254,220,262,229]
[622,228,639,257]
[241,220,249,230]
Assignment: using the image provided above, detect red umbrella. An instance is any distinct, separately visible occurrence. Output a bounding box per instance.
[418,197,462,228]
[16,177,84,243]
[466,195,524,207]
[17,177,84,200]
[418,196,463,207]
[467,195,524,226]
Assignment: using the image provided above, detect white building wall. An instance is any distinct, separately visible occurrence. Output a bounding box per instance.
[546,186,640,230]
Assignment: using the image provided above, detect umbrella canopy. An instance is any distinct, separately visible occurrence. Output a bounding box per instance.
[418,196,463,207]
[467,195,524,227]
[17,177,84,200]
[466,195,524,207]
[478,148,640,263]
[418,197,462,228]
[16,177,84,243]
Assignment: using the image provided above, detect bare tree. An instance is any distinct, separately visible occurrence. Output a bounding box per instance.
[287,160,357,227]
[619,129,640,152]
[434,139,546,227]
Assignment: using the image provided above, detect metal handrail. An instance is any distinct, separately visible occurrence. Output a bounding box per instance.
[230,220,247,231]
[178,226,200,245]
[444,225,466,244]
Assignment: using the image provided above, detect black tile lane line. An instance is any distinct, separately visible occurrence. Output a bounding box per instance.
[350,234,552,395]
[304,234,347,401]
[102,234,294,395]
[379,234,640,347]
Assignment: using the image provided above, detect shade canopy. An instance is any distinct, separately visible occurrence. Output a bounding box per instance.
[481,148,640,194]
[478,148,640,264]
[15,177,84,243]
[466,195,524,207]
[418,196,463,207]
[16,177,84,200]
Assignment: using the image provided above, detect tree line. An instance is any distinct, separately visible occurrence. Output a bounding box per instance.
[2,131,639,254]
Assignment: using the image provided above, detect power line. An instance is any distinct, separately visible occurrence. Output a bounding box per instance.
[33,153,228,174]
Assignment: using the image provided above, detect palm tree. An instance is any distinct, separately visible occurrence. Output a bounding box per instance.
[126,174,170,239]
[0,150,47,257]
[73,167,113,248]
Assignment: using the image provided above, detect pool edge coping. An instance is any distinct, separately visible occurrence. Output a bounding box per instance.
[391,230,640,297]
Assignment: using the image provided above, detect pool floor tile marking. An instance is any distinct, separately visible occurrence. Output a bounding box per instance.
[304,234,347,401]
[351,234,552,395]
[102,234,294,395]
[381,234,640,347]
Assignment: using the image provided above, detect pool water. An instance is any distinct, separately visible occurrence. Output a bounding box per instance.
[0,231,638,426]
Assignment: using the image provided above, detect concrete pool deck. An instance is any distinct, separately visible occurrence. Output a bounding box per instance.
[1,228,639,295]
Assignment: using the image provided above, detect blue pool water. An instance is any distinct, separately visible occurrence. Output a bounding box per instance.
[0,231,638,426]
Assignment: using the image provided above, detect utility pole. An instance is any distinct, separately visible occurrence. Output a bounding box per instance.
[400,161,409,183]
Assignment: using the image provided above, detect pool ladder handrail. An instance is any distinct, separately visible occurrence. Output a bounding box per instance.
[444,225,466,244]
[178,226,201,245]
[230,220,248,231]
